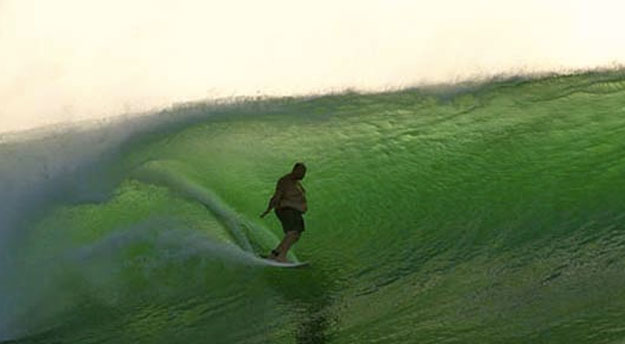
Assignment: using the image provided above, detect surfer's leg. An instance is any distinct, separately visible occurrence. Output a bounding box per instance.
[269,236,289,261]
[275,231,300,262]
[270,208,304,262]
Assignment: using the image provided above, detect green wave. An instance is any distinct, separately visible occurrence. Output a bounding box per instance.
[6,71,625,343]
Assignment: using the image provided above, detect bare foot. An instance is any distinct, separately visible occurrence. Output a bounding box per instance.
[266,251,280,261]
[274,254,289,263]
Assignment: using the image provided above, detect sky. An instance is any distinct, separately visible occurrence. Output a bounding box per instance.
[1,0,625,134]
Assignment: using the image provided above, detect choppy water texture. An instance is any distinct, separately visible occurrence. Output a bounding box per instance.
[2,71,625,343]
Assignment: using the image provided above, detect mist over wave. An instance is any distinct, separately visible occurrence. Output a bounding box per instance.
[3,0,625,133]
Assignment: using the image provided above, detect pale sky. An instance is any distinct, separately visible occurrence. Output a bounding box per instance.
[1,0,625,134]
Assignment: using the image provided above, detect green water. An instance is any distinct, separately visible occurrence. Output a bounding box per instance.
[4,71,625,343]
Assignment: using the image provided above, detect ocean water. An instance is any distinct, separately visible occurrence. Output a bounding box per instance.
[2,71,625,343]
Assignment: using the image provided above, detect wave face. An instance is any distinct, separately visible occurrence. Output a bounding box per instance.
[2,71,625,343]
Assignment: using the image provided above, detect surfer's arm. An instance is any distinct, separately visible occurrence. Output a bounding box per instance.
[260,180,285,217]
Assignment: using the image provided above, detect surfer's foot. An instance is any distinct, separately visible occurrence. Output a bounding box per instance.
[267,250,289,263]
[268,249,280,261]
[275,257,288,263]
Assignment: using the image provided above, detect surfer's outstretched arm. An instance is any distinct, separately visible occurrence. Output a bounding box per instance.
[260,179,284,217]
[260,196,279,217]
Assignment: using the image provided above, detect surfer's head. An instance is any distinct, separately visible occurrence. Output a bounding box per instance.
[291,162,306,180]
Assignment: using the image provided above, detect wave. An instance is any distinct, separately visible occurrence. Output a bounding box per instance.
[2,70,625,343]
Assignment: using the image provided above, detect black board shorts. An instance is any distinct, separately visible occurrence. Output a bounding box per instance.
[275,207,305,233]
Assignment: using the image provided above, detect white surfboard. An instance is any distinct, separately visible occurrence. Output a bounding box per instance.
[259,257,309,268]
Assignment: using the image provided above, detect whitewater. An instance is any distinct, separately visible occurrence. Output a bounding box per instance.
[1,71,625,343]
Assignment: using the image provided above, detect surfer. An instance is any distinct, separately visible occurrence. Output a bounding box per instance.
[260,162,307,262]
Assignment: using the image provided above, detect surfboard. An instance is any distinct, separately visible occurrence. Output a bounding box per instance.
[259,256,309,268]
[263,259,309,268]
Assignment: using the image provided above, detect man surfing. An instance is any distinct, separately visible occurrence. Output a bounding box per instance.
[260,162,307,262]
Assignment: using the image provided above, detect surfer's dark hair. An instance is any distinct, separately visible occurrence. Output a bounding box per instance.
[292,162,306,171]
